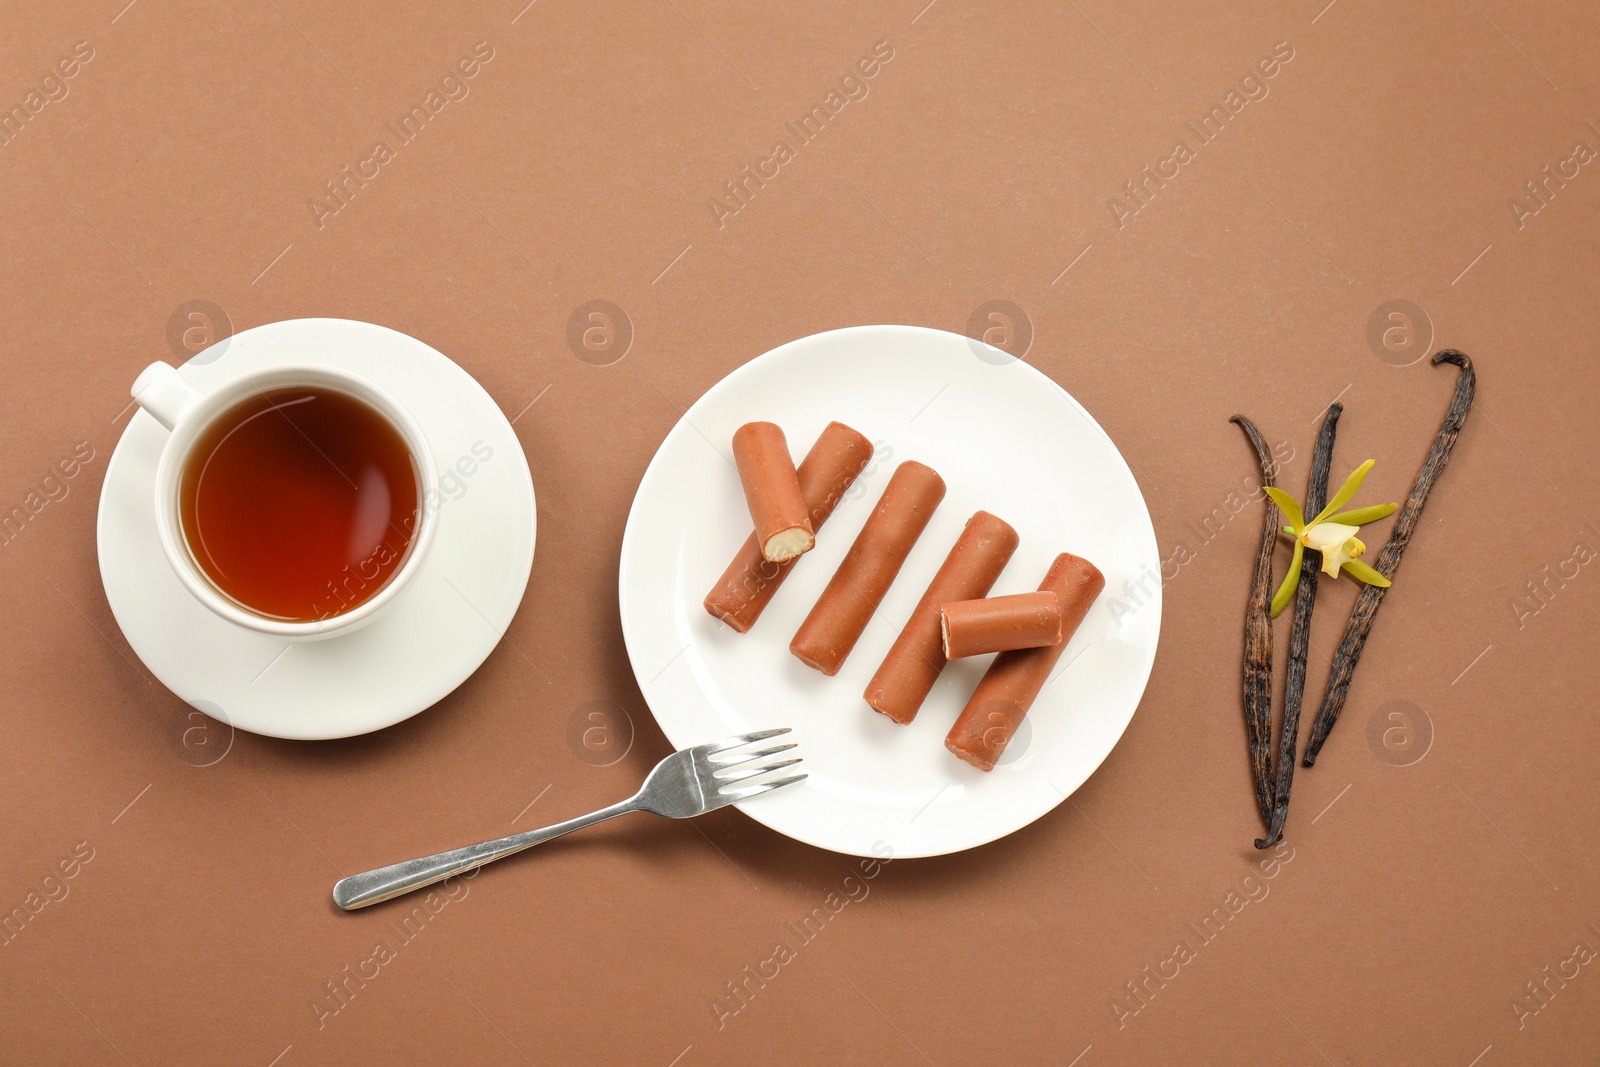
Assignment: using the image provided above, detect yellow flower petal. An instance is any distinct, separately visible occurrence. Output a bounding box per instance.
[1323,503,1397,526]
[1309,459,1375,527]
[1264,487,1306,534]
[1271,541,1304,617]
[1342,558,1392,587]
[1302,522,1360,551]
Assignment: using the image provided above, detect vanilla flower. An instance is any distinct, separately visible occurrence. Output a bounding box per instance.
[1264,460,1398,617]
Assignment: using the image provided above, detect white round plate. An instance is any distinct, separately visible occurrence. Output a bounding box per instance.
[618,325,1160,858]
[97,318,536,740]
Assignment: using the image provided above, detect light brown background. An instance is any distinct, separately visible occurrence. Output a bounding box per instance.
[3,1,1598,1064]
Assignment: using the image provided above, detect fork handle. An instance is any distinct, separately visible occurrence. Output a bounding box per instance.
[332,797,640,910]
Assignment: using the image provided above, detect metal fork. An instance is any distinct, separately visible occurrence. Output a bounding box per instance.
[331,728,804,909]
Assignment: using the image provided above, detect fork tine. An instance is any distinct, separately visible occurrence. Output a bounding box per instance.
[708,741,797,766]
[705,727,791,754]
[716,757,803,784]
[720,773,808,802]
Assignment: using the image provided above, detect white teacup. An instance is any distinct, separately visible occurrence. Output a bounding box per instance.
[131,361,438,641]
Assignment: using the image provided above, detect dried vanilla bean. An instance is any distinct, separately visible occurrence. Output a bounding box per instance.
[1303,351,1476,765]
[1230,415,1278,827]
[1255,402,1341,849]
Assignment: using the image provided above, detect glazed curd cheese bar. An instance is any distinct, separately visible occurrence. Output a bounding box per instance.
[790,460,946,676]
[703,421,874,633]
[863,510,1018,725]
[940,590,1063,659]
[732,421,814,563]
[945,552,1104,771]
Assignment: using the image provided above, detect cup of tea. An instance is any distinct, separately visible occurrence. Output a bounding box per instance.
[131,361,438,640]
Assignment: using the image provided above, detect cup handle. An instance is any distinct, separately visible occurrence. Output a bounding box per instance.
[132,362,203,432]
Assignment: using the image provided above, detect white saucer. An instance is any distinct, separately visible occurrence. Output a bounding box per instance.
[97,318,536,740]
[618,325,1160,858]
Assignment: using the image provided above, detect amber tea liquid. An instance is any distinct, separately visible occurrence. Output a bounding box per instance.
[178,387,421,621]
